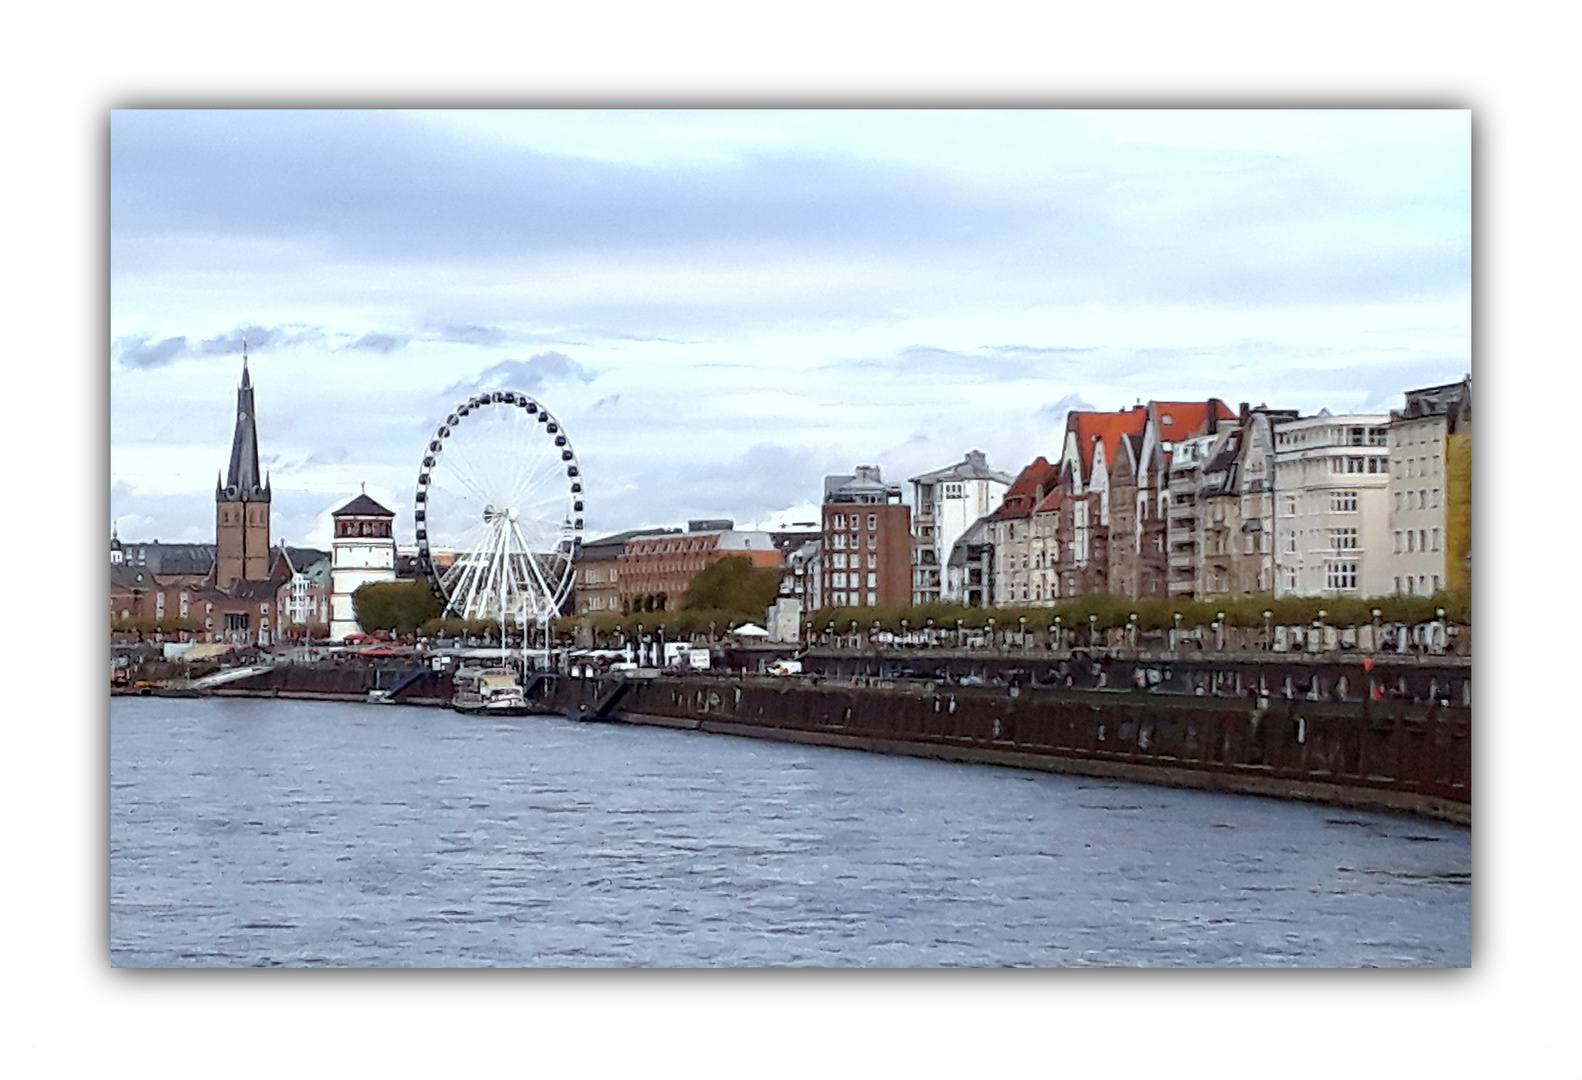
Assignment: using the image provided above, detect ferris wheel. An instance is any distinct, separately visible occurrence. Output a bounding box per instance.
[414,390,584,625]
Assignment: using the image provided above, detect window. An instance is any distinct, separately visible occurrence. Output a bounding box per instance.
[1329,528,1358,550]
[832,533,845,550]
[1420,491,1428,511]
[865,592,877,606]
[1325,562,1358,590]
[224,612,250,630]
[1407,531,1415,552]
[1419,529,1428,552]
[1349,426,1365,446]
[1332,491,1358,513]
[1394,530,1403,554]
[1431,488,1440,508]
[867,554,877,569]
[833,553,846,569]
[1394,491,1402,512]
[1368,427,1388,446]
[867,514,877,530]
[1282,495,1297,517]
[1282,566,1299,590]
[866,572,877,588]
[1432,528,1441,552]
[944,482,964,499]
[1346,456,1365,474]
[1285,531,1297,554]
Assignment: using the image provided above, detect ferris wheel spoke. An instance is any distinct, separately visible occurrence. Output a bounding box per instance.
[418,394,579,625]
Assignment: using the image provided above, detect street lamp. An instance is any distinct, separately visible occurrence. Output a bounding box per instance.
[1215,611,1225,651]
[1018,615,1027,650]
[1371,608,1381,653]
[955,618,964,648]
[1089,612,1099,647]
[1128,612,1138,650]
[986,617,996,650]
[1172,611,1183,651]
[1053,615,1062,651]
[1263,609,1273,651]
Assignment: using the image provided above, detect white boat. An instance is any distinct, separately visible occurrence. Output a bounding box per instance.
[450,666,533,715]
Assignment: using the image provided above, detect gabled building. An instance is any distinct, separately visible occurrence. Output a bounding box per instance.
[1042,400,1234,602]
[985,457,1060,606]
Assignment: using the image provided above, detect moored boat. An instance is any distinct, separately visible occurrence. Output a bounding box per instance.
[450,666,533,715]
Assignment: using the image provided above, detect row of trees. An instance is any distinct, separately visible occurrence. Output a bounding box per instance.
[802,591,1469,634]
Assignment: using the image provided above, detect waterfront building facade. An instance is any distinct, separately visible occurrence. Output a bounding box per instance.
[1387,377,1471,596]
[819,467,911,608]
[329,493,397,640]
[616,522,780,614]
[986,457,1060,606]
[573,528,678,615]
[909,451,1012,605]
[1272,412,1392,598]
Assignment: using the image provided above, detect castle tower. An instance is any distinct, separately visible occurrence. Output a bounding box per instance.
[215,352,272,590]
[329,491,397,642]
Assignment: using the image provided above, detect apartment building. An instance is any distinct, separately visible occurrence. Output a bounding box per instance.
[819,466,911,608]
[1388,377,1471,596]
[1272,412,1392,598]
[909,451,1012,605]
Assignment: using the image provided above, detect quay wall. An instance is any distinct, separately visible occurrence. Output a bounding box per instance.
[545,674,1471,825]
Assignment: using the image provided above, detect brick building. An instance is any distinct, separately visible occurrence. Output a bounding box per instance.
[817,467,911,609]
[615,522,780,613]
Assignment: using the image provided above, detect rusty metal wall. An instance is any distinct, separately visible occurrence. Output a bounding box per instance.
[547,675,1470,821]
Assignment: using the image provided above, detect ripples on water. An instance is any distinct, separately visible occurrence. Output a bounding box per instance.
[110,697,1470,968]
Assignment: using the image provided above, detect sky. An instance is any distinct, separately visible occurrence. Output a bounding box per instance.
[109,108,1470,550]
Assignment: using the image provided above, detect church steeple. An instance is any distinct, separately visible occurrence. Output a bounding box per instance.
[215,349,272,588]
[222,346,268,502]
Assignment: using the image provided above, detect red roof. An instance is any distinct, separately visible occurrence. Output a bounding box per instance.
[1069,406,1149,476]
[1150,399,1235,445]
[991,457,1060,519]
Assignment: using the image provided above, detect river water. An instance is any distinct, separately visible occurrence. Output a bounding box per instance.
[110,696,1471,967]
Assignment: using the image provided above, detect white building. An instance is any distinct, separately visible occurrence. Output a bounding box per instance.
[1272,413,1392,598]
[329,493,398,641]
[909,450,1013,605]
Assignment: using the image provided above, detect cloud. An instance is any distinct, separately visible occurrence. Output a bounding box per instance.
[114,323,331,368]
[114,334,189,370]
[1035,393,1097,425]
[348,332,410,353]
[592,394,621,410]
[447,351,600,395]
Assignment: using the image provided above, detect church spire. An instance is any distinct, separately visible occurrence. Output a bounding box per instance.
[220,354,268,503]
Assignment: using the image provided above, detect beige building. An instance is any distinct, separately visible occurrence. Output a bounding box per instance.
[1387,377,1471,596]
[329,493,397,641]
[1272,412,1392,598]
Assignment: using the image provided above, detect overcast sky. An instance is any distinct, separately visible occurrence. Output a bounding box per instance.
[110,109,1470,549]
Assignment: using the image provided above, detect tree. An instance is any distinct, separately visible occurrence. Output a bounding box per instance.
[682,556,783,615]
[352,580,444,636]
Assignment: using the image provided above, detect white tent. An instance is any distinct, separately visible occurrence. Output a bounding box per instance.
[729,623,770,637]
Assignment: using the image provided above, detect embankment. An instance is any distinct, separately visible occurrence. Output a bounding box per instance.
[547,674,1471,824]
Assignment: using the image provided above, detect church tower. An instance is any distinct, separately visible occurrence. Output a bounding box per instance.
[215,350,272,590]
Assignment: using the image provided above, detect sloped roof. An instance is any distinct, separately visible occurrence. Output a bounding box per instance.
[910,449,1014,486]
[1149,399,1235,445]
[332,494,395,517]
[1069,406,1149,474]
[990,457,1060,519]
